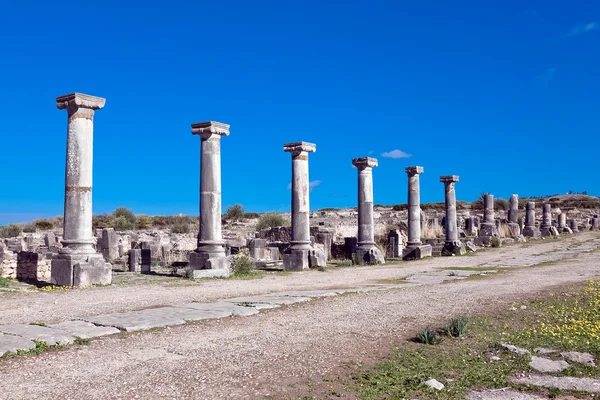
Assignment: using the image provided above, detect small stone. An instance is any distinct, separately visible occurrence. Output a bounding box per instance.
[489,356,501,361]
[534,347,558,355]
[424,378,444,390]
[520,305,527,310]
[529,356,570,373]
[561,351,596,366]
[501,343,531,355]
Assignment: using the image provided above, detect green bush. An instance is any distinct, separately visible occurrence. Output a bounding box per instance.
[392,204,408,211]
[113,207,136,224]
[171,223,190,234]
[416,327,441,345]
[0,224,21,238]
[243,212,260,219]
[256,213,288,230]
[491,236,501,248]
[232,255,254,276]
[34,220,54,230]
[225,204,245,221]
[495,198,510,211]
[444,316,469,337]
[111,216,135,231]
[22,224,36,233]
[136,215,152,229]
[93,214,114,229]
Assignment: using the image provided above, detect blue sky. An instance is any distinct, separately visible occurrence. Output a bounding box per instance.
[1,1,599,224]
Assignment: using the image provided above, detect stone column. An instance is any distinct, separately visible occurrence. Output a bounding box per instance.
[402,166,432,260]
[507,194,521,236]
[522,201,541,238]
[508,194,519,223]
[540,204,555,236]
[352,157,384,264]
[592,215,599,230]
[283,142,325,270]
[569,219,579,233]
[188,121,230,278]
[479,194,498,238]
[558,213,567,230]
[51,93,111,287]
[440,176,465,256]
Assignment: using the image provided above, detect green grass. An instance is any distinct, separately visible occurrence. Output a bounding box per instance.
[1,339,66,359]
[375,278,410,285]
[0,277,11,288]
[349,280,600,399]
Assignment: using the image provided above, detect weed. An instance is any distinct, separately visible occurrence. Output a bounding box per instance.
[29,322,47,327]
[231,255,255,276]
[444,316,469,337]
[73,336,90,345]
[415,327,441,345]
[491,236,501,248]
[0,277,11,288]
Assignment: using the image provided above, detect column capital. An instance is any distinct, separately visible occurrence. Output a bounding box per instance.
[405,166,424,175]
[191,121,230,138]
[284,142,316,154]
[352,157,378,169]
[440,175,459,183]
[56,93,105,111]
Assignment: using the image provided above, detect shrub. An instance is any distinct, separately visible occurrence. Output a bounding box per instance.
[243,212,260,219]
[491,236,501,248]
[256,213,288,230]
[93,214,114,229]
[34,220,54,230]
[231,255,254,276]
[0,224,22,238]
[22,224,36,233]
[171,223,190,234]
[113,207,136,224]
[495,198,510,211]
[392,204,408,211]
[111,216,135,231]
[136,215,152,229]
[225,204,245,221]
[416,327,441,345]
[444,316,469,337]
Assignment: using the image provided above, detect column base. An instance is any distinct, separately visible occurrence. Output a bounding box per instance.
[283,246,327,271]
[51,253,112,287]
[441,241,466,256]
[402,244,432,261]
[507,222,521,237]
[188,252,230,278]
[354,246,385,265]
[540,226,559,237]
[522,226,541,238]
[479,223,498,237]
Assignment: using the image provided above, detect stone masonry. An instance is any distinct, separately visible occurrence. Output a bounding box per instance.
[523,202,541,238]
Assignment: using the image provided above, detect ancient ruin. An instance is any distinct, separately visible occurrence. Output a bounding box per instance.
[402,166,432,260]
[352,157,384,264]
[508,194,520,235]
[440,176,466,256]
[51,93,112,287]
[188,121,231,278]
[540,204,559,237]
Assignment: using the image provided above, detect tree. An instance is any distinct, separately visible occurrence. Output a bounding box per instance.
[113,207,136,224]
[256,213,288,230]
[225,204,245,221]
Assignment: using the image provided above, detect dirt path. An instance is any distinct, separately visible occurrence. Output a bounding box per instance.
[0,233,599,399]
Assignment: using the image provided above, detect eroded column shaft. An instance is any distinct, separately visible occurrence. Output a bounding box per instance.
[291,152,311,247]
[407,172,422,246]
[357,166,374,246]
[198,135,223,247]
[444,182,458,242]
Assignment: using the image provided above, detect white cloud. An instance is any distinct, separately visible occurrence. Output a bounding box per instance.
[381,149,412,159]
[567,21,598,36]
[535,68,556,87]
[287,180,322,192]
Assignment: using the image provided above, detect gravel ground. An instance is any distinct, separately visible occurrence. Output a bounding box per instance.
[0,233,598,399]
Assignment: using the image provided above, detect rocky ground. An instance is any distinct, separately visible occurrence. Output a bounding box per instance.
[0,233,599,399]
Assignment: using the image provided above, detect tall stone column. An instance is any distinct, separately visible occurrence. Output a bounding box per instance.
[283,142,325,270]
[569,219,579,233]
[51,93,112,287]
[440,176,465,256]
[402,166,432,260]
[591,215,599,230]
[507,194,520,236]
[522,201,541,238]
[558,213,568,232]
[479,194,498,238]
[188,121,230,278]
[352,157,384,264]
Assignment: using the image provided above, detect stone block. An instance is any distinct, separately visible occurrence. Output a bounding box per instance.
[479,223,498,237]
[386,230,402,258]
[140,248,152,273]
[51,258,75,286]
[309,247,328,267]
[473,236,492,246]
[73,256,112,286]
[465,241,477,252]
[101,228,119,261]
[344,237,357,260]
[128,249,141,272]
[523,226,541,238]
[441,241,466,256]
[355,247,385,264]
[283,248,310,271]
[44,232,56,248]
[402,244,432,260]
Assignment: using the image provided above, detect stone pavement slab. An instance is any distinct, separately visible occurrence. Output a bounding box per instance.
[511,374,600,393]
[178,301,260,317]
[49,320,121,339]
[467,389,546,399]
[225,295,313,306]
[0,333,35,355]
[0,324,74,345]
[529,356,570,373]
